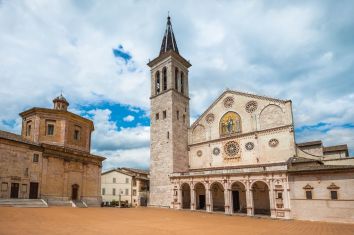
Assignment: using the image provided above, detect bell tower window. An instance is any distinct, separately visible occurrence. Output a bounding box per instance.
[180,71,184,94]
[163,67,167,91]
[155,71,161,94]
[175,67,179,90]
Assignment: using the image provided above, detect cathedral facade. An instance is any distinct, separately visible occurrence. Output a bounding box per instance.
[148,17,354,223]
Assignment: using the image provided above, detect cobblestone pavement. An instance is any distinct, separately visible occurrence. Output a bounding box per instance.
[0,207,353,235]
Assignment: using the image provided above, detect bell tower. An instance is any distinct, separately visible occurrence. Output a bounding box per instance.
[148,16,191,207]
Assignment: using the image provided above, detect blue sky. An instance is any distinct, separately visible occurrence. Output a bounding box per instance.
[0,0,353,170]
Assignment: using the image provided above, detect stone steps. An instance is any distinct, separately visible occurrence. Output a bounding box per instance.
[73,200,87,208]
[0,199,48,208]
[46,199,73,207]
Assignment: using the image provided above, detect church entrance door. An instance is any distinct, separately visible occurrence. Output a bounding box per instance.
[10,183,19,198]
[71,184,79,200]
[232,191,240,211]
[29,182,39,199]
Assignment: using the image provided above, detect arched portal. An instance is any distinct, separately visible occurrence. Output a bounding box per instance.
[71,184,79,200]
[194,183,206,210]
[231,182,247,213]
[211,182,225,212]
[252,181,270,215]
[181,183,191,209]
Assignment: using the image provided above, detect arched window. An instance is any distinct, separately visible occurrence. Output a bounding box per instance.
[163,67,167,91]
[180,71,184,94]
[155,71,160,94]
[219,111,242,136]
[175,67,179,90]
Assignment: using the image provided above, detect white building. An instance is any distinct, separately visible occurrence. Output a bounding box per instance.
[101,168,149,207]
[148,16,354,223]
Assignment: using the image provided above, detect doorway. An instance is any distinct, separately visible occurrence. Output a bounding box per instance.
[29,182,39,199]
[71,184,79,200]
[10,183,19,198]
[198,195,205,209]
[232,191,240,211]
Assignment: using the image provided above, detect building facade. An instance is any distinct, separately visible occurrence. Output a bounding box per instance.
[101,168,149,207]
[148,17,354,223]
[0,95,105,206]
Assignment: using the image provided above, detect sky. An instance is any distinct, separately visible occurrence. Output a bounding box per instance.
[0,0,353,170]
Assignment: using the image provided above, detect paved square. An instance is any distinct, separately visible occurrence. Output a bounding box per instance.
[0,207,353,235]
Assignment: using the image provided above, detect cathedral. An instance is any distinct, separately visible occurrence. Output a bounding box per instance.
[148,17,354,223]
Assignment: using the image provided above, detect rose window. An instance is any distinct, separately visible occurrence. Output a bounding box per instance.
[245,101,258,113]
[224,141,240,157]
[223,96,234,108]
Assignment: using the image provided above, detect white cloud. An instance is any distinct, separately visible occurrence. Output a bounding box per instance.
[0,0,354,158]
[123,115,135,122]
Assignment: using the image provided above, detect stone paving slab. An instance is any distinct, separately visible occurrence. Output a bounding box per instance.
[0,207,353,235]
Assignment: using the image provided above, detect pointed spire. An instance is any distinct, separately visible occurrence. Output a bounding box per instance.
[160,15,179,55]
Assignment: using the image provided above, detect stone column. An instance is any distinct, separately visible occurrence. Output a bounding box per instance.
[246,181,253,216]
[283,180,291,219]
[191,188,196,210]
[269,180,276,218]
[206,184,212,212]
[178,187,182,210]
[224,183,231,215]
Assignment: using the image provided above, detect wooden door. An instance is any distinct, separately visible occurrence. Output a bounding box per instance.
[10,183,19,198]
[29,182,39,199]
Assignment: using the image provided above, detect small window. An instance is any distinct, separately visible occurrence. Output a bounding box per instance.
[113,178,116,183]
[330,191,338,200]
[167,131,169,139]
[26,121,32,136]
[306,191,312,199]
[183,114,186,123]
[132,180,136,187]
[125,189,129,195]
[133,190,136,196]
[163,111,167,119]
[1,182,8,192]
[22,184,27,192]
[24,168,29,177]
[74,130,80,140]
[47,124,54,135]
[176,110,179,120]
[113,188,116,196]
[126,178,129,184]
[155,113,159,120]
[102,188,105,195]
[277,192,283,199]
[33,154,39,163]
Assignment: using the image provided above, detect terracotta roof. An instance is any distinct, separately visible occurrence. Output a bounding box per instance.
[297,140,322,147]
[0,130,39,146]
[121,167,149,175]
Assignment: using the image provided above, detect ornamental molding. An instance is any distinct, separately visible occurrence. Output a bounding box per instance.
[205,113,215,124]
[327,183,340,190]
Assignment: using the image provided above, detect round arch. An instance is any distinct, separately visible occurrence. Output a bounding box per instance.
[230,181,247,214]
[194,182,206,210]
[219,111,242,136]
[210,181,225,212]
[252,181,270,216]
[181,183,191,209]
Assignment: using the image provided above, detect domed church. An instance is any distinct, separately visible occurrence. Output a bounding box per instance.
[148,17,354,223]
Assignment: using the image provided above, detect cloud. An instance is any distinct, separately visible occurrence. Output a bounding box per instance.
[123,115,135,122]
[0,0,354,162]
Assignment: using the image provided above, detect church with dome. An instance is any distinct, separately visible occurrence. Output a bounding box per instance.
[0,94,105,207]
[148,17,354,223]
